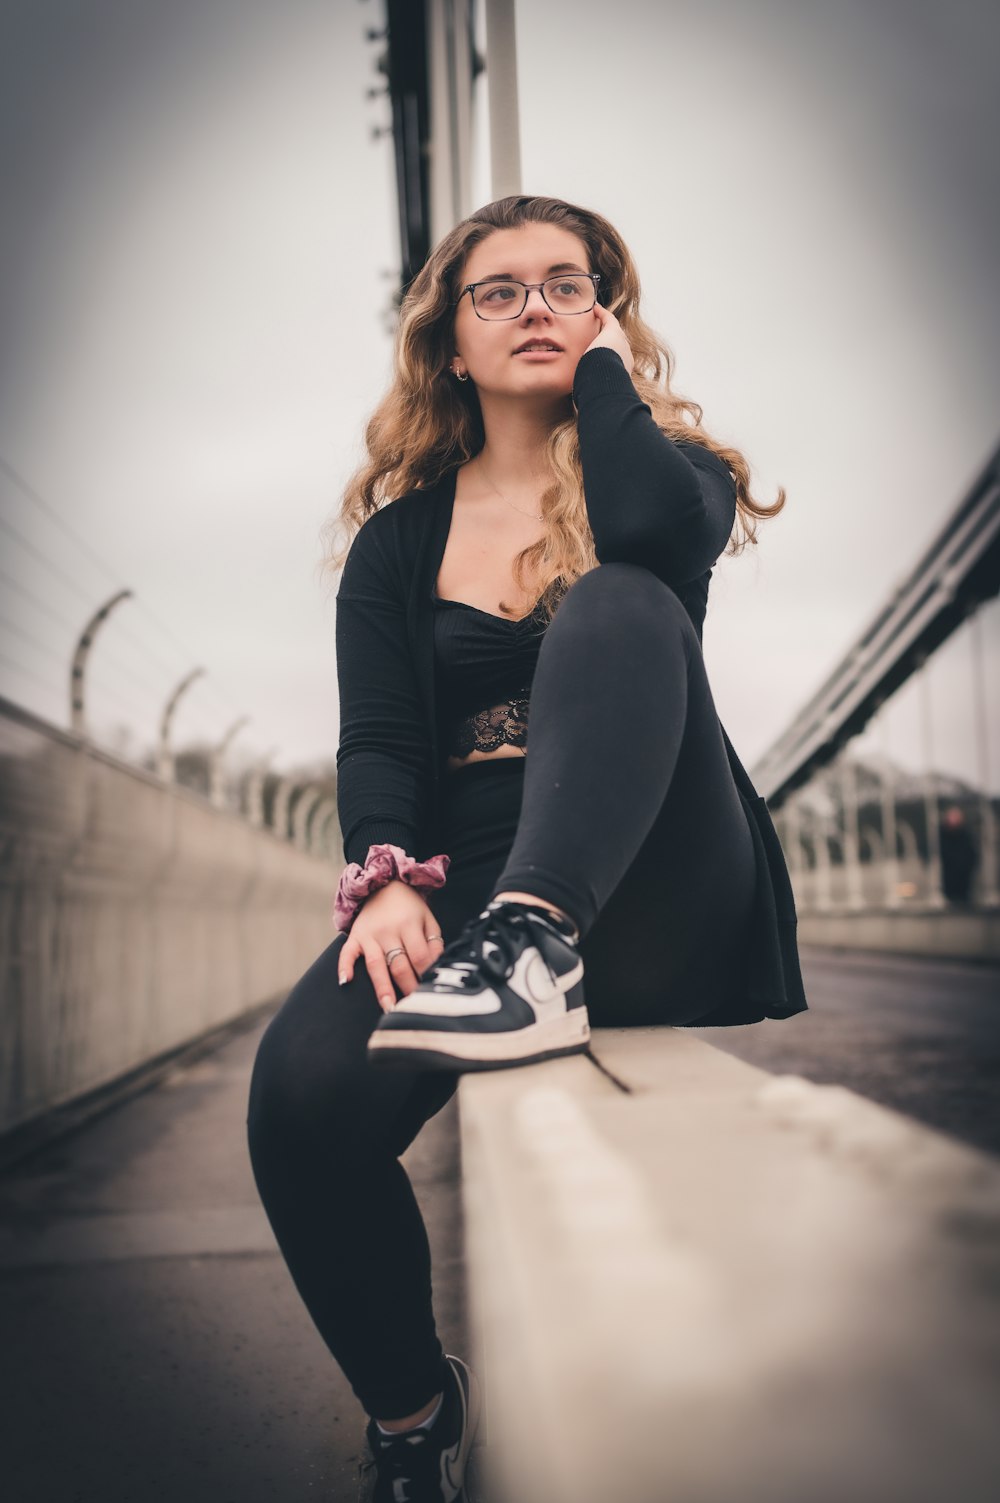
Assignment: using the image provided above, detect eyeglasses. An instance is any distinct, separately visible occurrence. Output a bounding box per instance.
[455,273,601,321]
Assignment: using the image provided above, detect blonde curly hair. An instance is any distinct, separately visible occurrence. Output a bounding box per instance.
[323,194,785,622]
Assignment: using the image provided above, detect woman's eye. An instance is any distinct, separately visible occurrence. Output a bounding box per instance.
[553,282,582,297]
[481,285,516,303]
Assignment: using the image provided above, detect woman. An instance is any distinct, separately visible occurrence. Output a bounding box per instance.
[247,194,808,1502]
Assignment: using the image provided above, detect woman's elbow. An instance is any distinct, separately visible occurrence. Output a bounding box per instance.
[592,517,726,584]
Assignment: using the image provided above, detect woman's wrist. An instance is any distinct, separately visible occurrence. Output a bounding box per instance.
[572,345,633,402]
[333,842,450,933]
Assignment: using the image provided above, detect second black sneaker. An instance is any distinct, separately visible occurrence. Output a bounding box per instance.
[358,1353,481,1502]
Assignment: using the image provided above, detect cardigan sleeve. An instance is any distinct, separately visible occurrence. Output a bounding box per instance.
[335,516,433,869]
[572,346,737,584]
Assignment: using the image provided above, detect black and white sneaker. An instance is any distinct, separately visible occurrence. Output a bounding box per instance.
[367,898,589,1073]
[357,1353,481,1503]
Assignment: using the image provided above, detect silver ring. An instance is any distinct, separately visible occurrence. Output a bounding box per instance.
[427,933,443,943]
[384,947,405,964]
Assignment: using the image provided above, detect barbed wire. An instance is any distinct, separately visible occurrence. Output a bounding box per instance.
[0,649,64,703]
[0,611,70,669]
[0,455,258,744]
[0,565,176,703]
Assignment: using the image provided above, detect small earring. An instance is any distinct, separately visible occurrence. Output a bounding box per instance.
[452,366,469,383]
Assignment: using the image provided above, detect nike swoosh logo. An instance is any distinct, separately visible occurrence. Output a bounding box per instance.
[525,953,563,1004]
[525,952,583,1003]
[440,1438,463,1498]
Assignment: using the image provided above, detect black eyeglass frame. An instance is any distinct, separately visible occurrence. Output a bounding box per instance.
[454,272,602,320]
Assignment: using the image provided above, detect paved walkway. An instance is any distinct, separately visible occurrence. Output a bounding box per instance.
[688,947,1000,1157]
[0,1013,471,1503]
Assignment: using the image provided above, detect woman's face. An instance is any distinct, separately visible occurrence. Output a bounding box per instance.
[451,222,597,400]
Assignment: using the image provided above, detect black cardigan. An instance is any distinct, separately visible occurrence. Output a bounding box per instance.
[335,347,808,1024]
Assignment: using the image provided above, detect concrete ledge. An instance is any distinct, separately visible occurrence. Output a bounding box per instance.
[458,1028,1000,1503]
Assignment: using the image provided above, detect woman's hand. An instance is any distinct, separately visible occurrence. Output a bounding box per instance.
[582,303,634,374]
[338,880,446,1012]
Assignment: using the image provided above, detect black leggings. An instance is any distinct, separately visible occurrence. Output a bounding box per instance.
[246,563,756,1420]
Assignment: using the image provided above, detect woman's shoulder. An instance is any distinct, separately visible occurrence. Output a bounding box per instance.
[345,484,441,557]
[357,475,451,538]
[340,476,452,591]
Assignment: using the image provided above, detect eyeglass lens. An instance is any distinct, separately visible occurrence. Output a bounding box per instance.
[472,275,597,319]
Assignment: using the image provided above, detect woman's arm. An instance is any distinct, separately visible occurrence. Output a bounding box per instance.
[572,345,737,584]
[335,519,433,869]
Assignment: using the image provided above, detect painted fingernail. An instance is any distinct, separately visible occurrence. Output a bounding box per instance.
[338,973,347,985]
[380,994,393,1009]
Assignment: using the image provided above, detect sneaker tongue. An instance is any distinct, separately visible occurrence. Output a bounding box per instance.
[434,964,477,988]
[480,937,510,979]
[378,1430,428,1448]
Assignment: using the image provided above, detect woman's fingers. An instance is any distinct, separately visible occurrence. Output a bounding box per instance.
[585,302,634,372]
[336,932,404,1012]
[335,904,446,1007]
[387,950,420,997]
[337,934,357,986]
[362,937,400,1013]
[396,919,440,992]
[383,915,441,998]
[425,924,446,969]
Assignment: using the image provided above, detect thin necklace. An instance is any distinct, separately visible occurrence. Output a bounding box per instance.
[476,457,544,521]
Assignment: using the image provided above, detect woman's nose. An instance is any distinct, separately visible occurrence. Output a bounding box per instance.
[520,286,553,319]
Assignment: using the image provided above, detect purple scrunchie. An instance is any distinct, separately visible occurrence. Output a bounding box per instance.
[333,842,451,933]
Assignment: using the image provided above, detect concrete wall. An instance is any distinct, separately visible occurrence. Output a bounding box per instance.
[0,699,341,1136]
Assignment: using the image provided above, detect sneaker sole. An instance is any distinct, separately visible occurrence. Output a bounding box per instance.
[367,1008,591,1072]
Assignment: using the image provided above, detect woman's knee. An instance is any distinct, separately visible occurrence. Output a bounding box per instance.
[246,935,373,1160]
[557,562,695,643]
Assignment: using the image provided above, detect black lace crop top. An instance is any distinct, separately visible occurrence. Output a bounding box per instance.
[431,592,549,761]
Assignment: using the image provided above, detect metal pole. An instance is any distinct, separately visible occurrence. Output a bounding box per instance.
[292,787,324,850]
[245,745,278,828]
[969,606,1000,906]
[817,811,834,913]
[839,750,865,910]
[210,716,251,810]
[806,803,832,913]
[484,0,522,197]
[878,711,901,909]
[309,798,339,858]
[783,800,800,879]
[917,657,946,909]
[157,667,205,782]
[783,798,808,907]
[271,777,296,840]
[427,0,477,239]
[70,589,133,738]
[323,812,344,862]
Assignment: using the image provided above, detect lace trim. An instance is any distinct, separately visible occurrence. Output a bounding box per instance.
[448,696,530,757]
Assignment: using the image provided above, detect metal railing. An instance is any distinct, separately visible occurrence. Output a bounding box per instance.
[753,442,1000,919]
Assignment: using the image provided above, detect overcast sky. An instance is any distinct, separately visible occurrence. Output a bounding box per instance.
[1,0,997,788]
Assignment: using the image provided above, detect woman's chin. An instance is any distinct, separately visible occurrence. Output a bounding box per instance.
[506,372,575,402]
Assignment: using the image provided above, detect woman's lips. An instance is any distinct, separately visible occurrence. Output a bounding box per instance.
[513,348,563,358]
